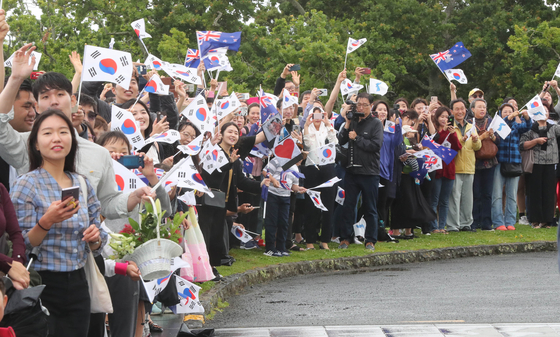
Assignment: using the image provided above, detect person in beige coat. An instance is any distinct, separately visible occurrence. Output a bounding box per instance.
[447,99,482,231]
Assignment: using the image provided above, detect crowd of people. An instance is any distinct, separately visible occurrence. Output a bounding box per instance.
[0,9,558,337]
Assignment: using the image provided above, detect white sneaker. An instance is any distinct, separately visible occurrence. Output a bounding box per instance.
[354,237,363,245]
[518,216,529,225]
[331,237,340,244]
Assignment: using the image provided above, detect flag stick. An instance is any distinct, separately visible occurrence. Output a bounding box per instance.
[150,156,189,193]
[74,45,87,114]
[130,87,145,111]
[139,38,149,57]
[207,69,213,80]
[551,74,556,81]
[431,59,453,85]
[344,51,349,70]
[215,69,221,82]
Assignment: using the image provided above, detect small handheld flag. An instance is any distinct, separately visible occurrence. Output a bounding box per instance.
[335,186,345,205]
[306,190,328,211]
[316,143,336,165]
[177,134,204,156]
[130,18,151,40]
[340,79,364,96]
[231,225,252,243]
[488,114,512,139]
[185,48,201,68]
[384,120,396,134]
[444,69,468,84]
[4,50,42,70]
[110,105,145,150]
[368,78,389,96]
[112,160,147,193]
[143,74,169,95]
[180,93,213,134]
[526,95,547,121]
[145,130,181,145]
[83,45,133,89]
[430,42,471,72]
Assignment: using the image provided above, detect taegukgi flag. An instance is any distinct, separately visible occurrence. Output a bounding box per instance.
[112,160,147,193]
[143,74,169,95]
[445,69,468,84]
[180,93,213,134]
[347,37,367,54]
[131,18,151,39]
[110,105,145,150]
[82,45,133,89]
[4,50,42,71]
[340,79,364,96]
[526,95,547,121]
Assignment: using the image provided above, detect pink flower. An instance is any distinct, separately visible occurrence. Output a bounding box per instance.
[120,224,135,234]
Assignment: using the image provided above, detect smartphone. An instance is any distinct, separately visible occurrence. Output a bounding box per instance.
[30,72,42,80]
[117,155,145,169]
[136,65,147,75]
[317,89,328,96]
[543,83,551,92]
[239,107,248,116]
[431,96,438,104]
[61,186,80,202]
[251,206,260,209]
[362,68,372,74]
[448,115,455,125]
[313,113,323,120]
[239,93,250,100]
[156,112,165,122]
[288,64,301,71]
[293,125,301,133]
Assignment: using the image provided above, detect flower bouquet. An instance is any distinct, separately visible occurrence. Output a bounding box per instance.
[108,197,186,280]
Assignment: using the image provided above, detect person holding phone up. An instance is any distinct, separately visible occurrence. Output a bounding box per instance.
[10,109,107,337]
[429,107,462,234]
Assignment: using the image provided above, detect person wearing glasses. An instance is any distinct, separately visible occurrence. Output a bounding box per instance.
[78,93,98,127]
[449,85,485,122]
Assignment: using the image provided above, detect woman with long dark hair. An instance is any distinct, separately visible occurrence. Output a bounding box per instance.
[10,109,107,337]
[197,122,269,278]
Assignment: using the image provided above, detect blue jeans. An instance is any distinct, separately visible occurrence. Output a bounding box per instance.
[264,193,291,253]
[430,177,455,231]
[491,163,520,228]
[473,166,495,230]
[340,173,380,245]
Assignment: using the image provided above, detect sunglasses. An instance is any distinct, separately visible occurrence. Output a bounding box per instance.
[472,94,483,98]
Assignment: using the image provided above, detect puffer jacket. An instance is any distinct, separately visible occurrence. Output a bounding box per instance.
[454,121,482,174]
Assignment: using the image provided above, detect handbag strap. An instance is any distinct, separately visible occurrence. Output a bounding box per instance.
[225,169,233,202]
[77,175,88,204]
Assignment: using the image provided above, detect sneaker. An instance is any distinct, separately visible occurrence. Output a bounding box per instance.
[507,226,515,230]
[281,251,290,257]
[338,240,349,249]
[353,237,363,245]
[331,237,340,244]
[263,250,275,256]
[518,216,529,225]
[365,242,375,251]
[495,225,507,231]
[460,227,473,232]
[241,240,258,250]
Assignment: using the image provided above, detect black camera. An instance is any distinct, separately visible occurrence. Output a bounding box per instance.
[345,100,364,120]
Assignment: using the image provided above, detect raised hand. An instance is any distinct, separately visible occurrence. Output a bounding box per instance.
[0,10,10,42]
[69,51,83,74]
[11,43,37,81]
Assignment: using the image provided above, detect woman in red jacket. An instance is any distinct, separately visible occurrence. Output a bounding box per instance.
[430,107,462,234]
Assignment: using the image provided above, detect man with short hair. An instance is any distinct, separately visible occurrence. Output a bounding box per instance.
[0,78,35,191]
[337,92,384,251]
[273,63,300,97]
[80,93,98,126]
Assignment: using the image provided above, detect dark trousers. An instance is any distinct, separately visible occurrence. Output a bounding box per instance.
[38,269,91,337]
[264,193,291,253]
[526,164,556,223]
[286,193,297,250]
[473,166,495,230]
[303,165,335,244]
[292,197,306,235]
[340,173,380,245]
[106,275,139,337]
[198,206,228,266]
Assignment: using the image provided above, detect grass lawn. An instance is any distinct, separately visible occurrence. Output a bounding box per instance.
[213,225,557,280]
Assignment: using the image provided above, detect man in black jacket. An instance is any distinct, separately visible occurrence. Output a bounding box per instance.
[337,92,383,251]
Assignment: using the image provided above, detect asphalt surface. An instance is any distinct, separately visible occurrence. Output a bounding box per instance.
[208,251,560,328]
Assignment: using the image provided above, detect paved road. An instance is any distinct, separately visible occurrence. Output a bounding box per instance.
[209,252,560,328]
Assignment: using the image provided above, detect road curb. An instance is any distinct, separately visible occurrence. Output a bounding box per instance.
[200,241,557,315]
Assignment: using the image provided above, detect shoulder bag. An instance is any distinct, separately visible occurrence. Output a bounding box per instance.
[198,169,232,209]
[77,175,113,314]
[474,119,498,160]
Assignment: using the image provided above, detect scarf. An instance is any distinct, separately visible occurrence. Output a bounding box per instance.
[531,121,551,151]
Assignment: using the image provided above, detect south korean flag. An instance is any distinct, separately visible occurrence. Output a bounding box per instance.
[5,50,42,70]
[82,45,133,89]
[111,105,145,150]
[316,143,336,165]
[112,160,147,193]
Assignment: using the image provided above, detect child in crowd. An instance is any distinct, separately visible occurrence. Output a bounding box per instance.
[263,159,306,257]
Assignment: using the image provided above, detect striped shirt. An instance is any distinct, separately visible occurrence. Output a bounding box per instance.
[10,168,107,272]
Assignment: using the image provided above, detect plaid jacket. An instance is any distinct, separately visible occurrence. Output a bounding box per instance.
[497,117,531,164]
[10,168,107,272]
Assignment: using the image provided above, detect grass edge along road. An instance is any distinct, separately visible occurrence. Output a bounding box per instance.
[198,226,558,293]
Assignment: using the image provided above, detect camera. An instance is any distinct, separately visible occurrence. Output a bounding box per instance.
[345,100,364,120]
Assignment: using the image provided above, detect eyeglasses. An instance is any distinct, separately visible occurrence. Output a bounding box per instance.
[181,132,196,140]
[87,112,98,119]
[357,103,370,108]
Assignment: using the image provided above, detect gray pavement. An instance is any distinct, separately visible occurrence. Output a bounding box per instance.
[210,252,560,327]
